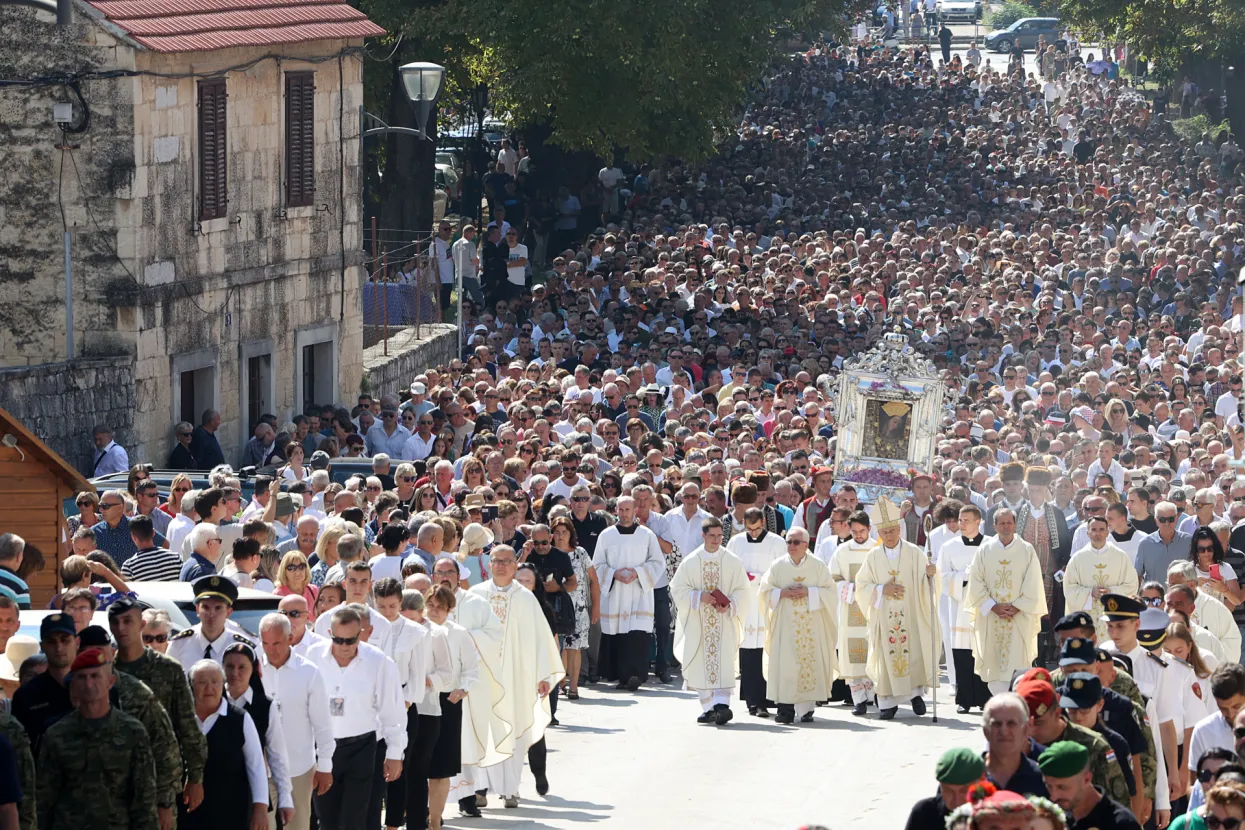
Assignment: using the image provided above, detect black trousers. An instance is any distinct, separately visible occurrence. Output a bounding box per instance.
[605,631,650,685]
[367,738,387,830]
[527,686,558,774]
[314,733,377,830]
[399,713,440,830]
[952,649,990,708]
[652,587,673,673]
[739,648,772,709]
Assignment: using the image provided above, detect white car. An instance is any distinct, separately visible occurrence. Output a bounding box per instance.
[20,582,281,641]
[936,0,981,20]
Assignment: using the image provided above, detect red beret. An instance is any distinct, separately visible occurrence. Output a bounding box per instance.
[69,647,108,674]
[1016,679,1055,718]
[1017,667,1052,686]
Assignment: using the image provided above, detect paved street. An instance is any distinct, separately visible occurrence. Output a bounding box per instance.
[442,674,980,829]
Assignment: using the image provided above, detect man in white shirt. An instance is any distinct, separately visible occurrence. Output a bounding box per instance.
[1215,375,1242,426]
[314,561,392,653]
[91,424,130,476]
[259,613,335,830]
[432,221,455,314]
[279,594,326,658]
[496,139,518,176]
[451,225,483,308]
[1085,439,1126,492]
[504,228,528,300]
[401,413,437,461]
[1186,664,1245,794]
[307,605,407,830]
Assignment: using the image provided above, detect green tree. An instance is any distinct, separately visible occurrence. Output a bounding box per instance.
[1055,0,1244,68]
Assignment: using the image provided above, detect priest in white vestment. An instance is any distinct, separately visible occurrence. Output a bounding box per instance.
[759,527,838,724]
[963,507,1047,694]
[471,545,565,808]
[671,516,751,725]
[926,501,961,689]
[935,504,991,711]
[1063,515,1139,642]
[593,496,665,691]
[829,510,879,715]
[430,559,504,816]
[726,506,788,717]
[854,497,940,720]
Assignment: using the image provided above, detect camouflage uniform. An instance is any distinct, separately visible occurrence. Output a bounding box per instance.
[114,647,206,787]
[113,671,181,810]
[1056,719,1132,807]
[0,712,36,830]
[36,707,159,830]
[1051,665,1157,799]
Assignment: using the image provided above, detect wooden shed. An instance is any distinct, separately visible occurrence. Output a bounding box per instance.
[0,406,94,607]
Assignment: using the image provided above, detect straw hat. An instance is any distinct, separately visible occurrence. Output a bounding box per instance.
[457,523,495,558]
[0,636,40,683]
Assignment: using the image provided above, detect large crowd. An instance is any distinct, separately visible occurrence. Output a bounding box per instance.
[3,17,1244,830]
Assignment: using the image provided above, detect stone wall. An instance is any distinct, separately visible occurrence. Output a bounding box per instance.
[362,325,459,400]
[0,357,135,474]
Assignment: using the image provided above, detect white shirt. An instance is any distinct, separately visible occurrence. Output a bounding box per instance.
[306,640,408,758]
[437,619,481,694]
[1086,458,1126,492]
[261,650,336,777]
[1187,711,1234,772]
[1216,391,1240,420]
[452,237,478,280]
[663,506,713,565]
[169,625,259,675]
[229,685,294,810]
[197,697,269,807]
[401,431,436,461]
[506,243,528,286]
[291,628,327,660]
[381,614,443,707]
[166,515,195,561]
[433,236,454,284]
[413,620,453,717]
[315,608,392,655]
[93,440,130,476]
[546,476,589,501]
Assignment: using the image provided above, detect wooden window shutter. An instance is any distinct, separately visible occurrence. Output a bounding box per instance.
[198,79,228,220]
[285,72,316,207]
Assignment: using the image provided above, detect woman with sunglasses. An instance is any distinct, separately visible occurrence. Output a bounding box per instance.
[1199,781,1245,830]
[1189,528,1243,608]
[550,517,596,700]
[275,551,318,606]
[67,491,100,537]
[126,464,153,498]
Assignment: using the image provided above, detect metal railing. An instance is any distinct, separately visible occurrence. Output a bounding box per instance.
[362,222,443,352]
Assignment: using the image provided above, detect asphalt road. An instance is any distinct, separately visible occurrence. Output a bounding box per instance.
[439,673,982,829]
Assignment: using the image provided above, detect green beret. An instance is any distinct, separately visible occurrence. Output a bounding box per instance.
[935,747,985,785]
[1038,741,1090,779]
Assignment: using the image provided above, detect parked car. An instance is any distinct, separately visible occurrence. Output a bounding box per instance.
[72,468,261,518]
[21,582,280,640]
[936,0,981,21]
[984,17,1060,52]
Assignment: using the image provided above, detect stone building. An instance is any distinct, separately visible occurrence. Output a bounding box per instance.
[0,0,383,472]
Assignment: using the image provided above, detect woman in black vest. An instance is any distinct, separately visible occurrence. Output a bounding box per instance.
[185,658,268,830]
[224,643,294,828]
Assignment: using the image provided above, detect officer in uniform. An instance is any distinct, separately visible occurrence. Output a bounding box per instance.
[11,614,79,752]
[110,597,207,816]
[79,625,184,830]
[1017,675,1132,806]
[1101,593,1183,824]
[168,576,259,673]
[1058,671,1137,797]
[1053,611,1097,647]
[1054,637,1153,818]
[1038,740,1143,829]
[35,648,159,830]
[0,710,35,830]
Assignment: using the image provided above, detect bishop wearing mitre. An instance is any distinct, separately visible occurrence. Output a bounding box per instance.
[1062,514,1138,642]
[829,508,880,716]
[853,497,940,721]
[963,507,1047,694]
[758,527,838,725]
[671,516,752,725]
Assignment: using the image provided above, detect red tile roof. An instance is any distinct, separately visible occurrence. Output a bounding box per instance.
[84,0,385,52]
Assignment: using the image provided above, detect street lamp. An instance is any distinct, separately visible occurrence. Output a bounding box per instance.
[399,62,445,136]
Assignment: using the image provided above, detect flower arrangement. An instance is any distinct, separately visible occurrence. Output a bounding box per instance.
[841,467,918,489]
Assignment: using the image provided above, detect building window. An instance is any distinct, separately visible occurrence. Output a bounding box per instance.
[198,79,228,220]
[285,72,316,207]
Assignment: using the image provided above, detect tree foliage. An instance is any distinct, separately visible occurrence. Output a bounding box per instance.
[359,0,859,162]
[1055,0,1244,66]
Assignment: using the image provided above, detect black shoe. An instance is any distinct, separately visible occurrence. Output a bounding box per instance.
[747,706,757,716]
[879,706,899,720]
[587,674,600,684]
[852,702,868,716]
[535,772,549,796]
[775,710,795,725]
[615,681,629,690]
[911,696,927,716]
[549,717,560,727]
[697,710,716,724]
[800,711,815,723]
[714,704,734,725]
[956,704,971,714]
[756,707,771,718]
[459,798,481,818]
[658,671,674,684]
[625,676,643,692]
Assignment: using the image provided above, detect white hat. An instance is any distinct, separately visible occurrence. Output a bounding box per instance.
[458,523,495,557]
[409,381,427,396]
[0,635,39,682]
[867,497,903,531]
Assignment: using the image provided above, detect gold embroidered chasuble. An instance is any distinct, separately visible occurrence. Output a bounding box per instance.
[854,540,941,698]
[669,546,751,691]
[759,553,839,703]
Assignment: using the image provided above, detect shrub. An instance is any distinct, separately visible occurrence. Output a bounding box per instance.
[985,1,1036,29]
[1170,114,1231,145]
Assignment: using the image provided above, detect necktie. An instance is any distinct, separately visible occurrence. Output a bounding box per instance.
[204,643,213,660]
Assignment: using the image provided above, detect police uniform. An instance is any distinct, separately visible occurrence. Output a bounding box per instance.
[10,614,78,752]
[110,597,209,794]
[1101,595,1179,814]
[1058,670,1136,796]
[35,648,159,830]
[168,576,259,673]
